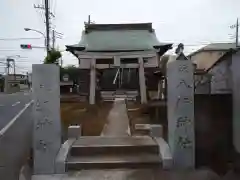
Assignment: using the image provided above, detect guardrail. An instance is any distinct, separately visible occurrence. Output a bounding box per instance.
[0,101,33,180]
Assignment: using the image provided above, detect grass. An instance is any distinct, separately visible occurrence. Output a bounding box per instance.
[61,101,113,136]
[126,102,151,135]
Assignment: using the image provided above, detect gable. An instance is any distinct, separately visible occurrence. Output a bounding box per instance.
[190,51,226,70]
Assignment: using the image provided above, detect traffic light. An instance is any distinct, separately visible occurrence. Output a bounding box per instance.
[20,44,32,49]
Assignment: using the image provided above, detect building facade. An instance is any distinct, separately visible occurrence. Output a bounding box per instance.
[189,43,236,94]
[66,23,172,104]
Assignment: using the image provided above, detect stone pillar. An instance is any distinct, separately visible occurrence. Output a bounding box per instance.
[138,57,147,104]
[167,54,195,169]
[114,56,120,67]
[232,51,240,153]
[32,64,61,174]
[68,125,81,139]
[89,58,96,105]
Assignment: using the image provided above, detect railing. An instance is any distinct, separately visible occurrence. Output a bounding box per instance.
[0,101,33,180]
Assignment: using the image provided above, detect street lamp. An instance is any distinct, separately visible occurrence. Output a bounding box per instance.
[24,28,47,52]
[24,28,45,38]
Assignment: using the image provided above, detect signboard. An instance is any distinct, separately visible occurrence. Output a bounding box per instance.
[63,74,69,82]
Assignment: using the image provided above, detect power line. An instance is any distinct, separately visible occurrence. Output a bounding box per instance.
[53,0,57,17]
[34,3,55,18]
[0,49,32,52]
[34,0,46,25]
[0,37,43,41]
[230,18,239,47]
[49,0,52,12]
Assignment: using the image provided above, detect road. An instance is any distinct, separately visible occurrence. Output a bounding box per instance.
[0,92,32,130]
[0,91,33,180]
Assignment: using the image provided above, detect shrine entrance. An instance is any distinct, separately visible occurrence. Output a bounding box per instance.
[114,68,139,91]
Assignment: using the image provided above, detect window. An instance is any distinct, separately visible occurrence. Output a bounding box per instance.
[143,57,149,63]
[96,58,114,64]
[121,58,138,64]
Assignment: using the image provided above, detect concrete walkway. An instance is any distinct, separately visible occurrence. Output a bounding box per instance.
[101,98,130,136]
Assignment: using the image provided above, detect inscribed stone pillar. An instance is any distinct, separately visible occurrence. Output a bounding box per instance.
[167,54,195,169]
[32,64,61,174]
[138,57,147,104]
[232,51,240,153]
[89,58,96,105]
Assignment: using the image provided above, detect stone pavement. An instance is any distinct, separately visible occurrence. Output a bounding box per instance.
[101,98,130,136]
[32,169,223,180]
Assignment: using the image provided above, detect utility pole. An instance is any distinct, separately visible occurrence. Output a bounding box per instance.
[236,18,239,47]
[45,0,50,53]
[52,30,55,49]
[231,18,239,47]
[4,59,11,93]
[34,3,60,52]
[13,60,16,80]
[4,65,8,93]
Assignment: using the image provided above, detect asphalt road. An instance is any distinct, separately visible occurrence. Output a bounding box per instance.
[0,92,33,180]
[0,92,32,130]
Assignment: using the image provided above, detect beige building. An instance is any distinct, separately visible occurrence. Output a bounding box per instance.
[189,43,236,71]
[4,74,28,93]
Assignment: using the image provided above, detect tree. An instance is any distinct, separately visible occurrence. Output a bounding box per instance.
[44,49,62,64]
[159,55,170,74]
[60,65,79,83]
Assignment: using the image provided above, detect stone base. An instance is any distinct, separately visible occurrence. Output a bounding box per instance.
[68,125,81,139]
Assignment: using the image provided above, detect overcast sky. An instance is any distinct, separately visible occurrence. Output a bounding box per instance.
[0,0,239,73]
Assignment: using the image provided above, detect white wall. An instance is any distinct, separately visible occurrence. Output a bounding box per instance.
[79,58,91,69]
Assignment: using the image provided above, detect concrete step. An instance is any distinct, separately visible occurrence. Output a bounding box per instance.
[66,154,161,170]
[70,136,159,156]
[100,91,138,98]
[102,97,137,102]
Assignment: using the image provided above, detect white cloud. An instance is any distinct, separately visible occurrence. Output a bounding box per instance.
[0,0,239,72]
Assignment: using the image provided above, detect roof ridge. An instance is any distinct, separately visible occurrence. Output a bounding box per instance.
[188,42,236,57]
[85,23,153,32]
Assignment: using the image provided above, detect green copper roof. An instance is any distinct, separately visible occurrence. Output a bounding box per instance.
[66,23,172,52]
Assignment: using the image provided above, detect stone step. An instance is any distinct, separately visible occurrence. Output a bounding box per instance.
[102,97,137,101]
[66,154,161,170]
[101,94,137,97]
[101,91,138,96]
[70,143,158,156]
[70,136,159,156]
